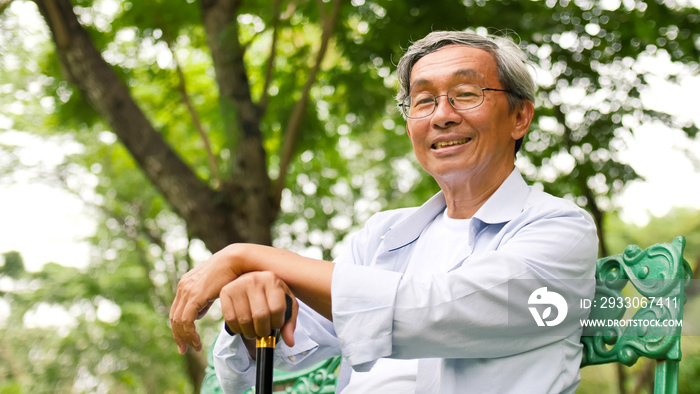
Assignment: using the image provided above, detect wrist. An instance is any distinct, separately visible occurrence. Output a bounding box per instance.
[222,243,249,277]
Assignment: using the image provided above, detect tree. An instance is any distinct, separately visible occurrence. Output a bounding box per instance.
[1,0,698,392]
[0,251,24,279]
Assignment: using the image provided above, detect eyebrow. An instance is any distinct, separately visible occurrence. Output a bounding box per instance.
[409,69,485,92]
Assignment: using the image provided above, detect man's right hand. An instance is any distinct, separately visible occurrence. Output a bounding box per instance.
[170,245,242,354]
[220,271,299,352]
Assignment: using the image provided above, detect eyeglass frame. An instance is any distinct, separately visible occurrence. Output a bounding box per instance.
[398,84,513,119]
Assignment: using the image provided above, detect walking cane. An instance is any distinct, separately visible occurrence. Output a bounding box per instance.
[255,294,293,394]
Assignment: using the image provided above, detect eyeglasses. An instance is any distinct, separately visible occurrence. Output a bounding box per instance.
[399,84,512,119]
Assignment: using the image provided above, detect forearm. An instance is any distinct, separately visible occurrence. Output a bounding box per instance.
[226,243,334,320]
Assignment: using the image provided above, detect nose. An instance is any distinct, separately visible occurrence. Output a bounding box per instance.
[431,94,461,128]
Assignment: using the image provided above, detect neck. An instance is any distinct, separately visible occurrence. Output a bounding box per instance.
[437,163,514,219]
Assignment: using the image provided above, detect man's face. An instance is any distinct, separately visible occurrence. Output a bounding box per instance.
[406,45,532,186]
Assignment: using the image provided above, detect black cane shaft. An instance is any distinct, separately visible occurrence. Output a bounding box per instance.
[255,332,278,394]
[255,295,292,394]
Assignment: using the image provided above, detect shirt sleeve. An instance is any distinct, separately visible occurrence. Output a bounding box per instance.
[331,205,598,369]
[213,329,256,394]
[213,300,341,393]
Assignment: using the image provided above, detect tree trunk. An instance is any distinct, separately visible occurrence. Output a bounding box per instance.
[201,0,274,246]
[582,185,609,257]
[185,349,207,394]
[32,0,269,252]
[33,0,278,390]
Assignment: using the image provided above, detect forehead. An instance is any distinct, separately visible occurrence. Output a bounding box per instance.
[409,45,499,90]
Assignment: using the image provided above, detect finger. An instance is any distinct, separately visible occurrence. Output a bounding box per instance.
[172,330,188,355]
[171,314,200,353]
[220,284,242,336]
[232,291,257,340]
[179,302,203,351]
[247,283,272,338]
[197,299,215,320]
[281,295,298,348]
[266,284,288,330]
[170,316,197,355]
[169,292,186,353]
[171,276,206,352]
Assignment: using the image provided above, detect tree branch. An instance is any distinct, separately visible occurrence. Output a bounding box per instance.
[33,0,239,252]
[273,0,342,207]
[240,27,268,53]
[167,40,223,188]
[315,0,326,21]
[258,0,282,115]
[201,0,275,245]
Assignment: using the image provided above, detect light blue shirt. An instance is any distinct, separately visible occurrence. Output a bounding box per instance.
[214,169,598,393]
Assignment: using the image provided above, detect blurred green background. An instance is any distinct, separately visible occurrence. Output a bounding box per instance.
[1,0,699,392]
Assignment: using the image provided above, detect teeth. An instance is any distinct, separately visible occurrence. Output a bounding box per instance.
[433,138,470,149]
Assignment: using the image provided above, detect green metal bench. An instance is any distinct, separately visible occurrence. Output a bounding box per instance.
[202,237,692,394]
[580,236,692,393]
[201,351,341,394]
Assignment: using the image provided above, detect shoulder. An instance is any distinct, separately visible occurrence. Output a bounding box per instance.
[516,187,599,261]
[524,186,593,224]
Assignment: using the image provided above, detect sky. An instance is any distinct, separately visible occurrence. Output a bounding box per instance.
[0,132,95,272]
[1,0,700,274]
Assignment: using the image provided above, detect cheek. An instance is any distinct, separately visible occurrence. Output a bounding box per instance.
[406,122,427,144]
[469,111,510,138]
[466,109,494,125]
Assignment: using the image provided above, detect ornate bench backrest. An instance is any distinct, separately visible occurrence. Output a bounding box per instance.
[580,236,692,393]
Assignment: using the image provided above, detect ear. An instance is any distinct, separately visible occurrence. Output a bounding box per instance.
[511,100,534,141]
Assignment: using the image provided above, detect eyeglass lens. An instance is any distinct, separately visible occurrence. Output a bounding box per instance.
[403,84,486,118]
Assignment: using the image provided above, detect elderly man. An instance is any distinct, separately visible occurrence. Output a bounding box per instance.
[170,30,598,393]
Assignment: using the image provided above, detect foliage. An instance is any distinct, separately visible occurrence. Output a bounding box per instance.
[1,0,699,392]
[606,208,700,259]
[0,251,24,279]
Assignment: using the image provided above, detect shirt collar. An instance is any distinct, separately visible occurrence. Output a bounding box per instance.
[472,168,530,225]
[382,191,446,251]
[382,168,529,251]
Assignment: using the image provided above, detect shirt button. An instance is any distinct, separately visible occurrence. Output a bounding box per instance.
[288,355,297,362]
[300,351,308,356]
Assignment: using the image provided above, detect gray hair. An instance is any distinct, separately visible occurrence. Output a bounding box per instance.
[396,31,536,153]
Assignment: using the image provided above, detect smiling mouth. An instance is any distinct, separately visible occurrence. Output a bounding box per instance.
[432,138,471,150]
